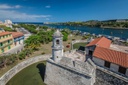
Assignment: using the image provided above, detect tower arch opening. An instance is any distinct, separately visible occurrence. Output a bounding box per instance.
[56,39,60,45]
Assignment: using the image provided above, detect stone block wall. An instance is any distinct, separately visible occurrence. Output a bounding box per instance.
[94,66,128,85]
[44,58,96,85]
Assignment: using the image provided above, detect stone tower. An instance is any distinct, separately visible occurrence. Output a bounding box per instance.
[52,30,64,62]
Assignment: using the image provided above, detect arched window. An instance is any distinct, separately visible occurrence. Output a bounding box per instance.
[56,40,59,45]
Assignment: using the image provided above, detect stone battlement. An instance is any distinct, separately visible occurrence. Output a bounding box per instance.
[59,57,96,76]
[45,56,128,85]
[44,57,96,85]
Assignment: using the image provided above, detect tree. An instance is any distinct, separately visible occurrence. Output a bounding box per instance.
[23,48,33,57]
[24,35,41,50]
[62,32,68,41]
[0,55,8,68]
[18,52,26,60]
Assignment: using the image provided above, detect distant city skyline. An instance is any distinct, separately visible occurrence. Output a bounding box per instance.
[0,0,128,22]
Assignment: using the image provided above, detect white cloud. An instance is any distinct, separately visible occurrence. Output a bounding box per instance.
[0,4,22,9]
[15,5,22,8]
[46,18,50,20]
[45,5,51,8]
[0,10,51,21]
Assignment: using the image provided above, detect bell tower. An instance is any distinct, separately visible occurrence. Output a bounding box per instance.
[52,30,64,62]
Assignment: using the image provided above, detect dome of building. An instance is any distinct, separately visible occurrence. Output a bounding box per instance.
[53,29,63,37]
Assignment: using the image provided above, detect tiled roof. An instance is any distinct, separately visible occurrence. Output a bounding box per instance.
[93,46,128,68]
[86,37,111,48]
[10,32,24,38]
[0,32,11,37]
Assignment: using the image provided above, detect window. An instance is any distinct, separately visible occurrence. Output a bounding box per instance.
[89,50,93,56]
[56,40,59,45]
[0,43,3,46]
[8,46,11,49]
[8,40,10,43]
[2,49,4,52]
[104,61,110,68]
[118,66,126,74]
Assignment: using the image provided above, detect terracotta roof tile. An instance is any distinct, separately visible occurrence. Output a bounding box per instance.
[9,32,24,38]
[93,46,128,68]
[0,32,11,37]
[86,37,111,48]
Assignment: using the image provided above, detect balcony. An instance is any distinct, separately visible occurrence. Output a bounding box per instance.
[14,36,24,42]
[0,37,13,43]
[0,41,13,49]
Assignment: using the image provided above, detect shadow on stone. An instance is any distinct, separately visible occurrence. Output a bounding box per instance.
[36,63,46,81]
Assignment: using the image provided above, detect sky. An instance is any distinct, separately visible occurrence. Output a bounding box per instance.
[0,0,128,22]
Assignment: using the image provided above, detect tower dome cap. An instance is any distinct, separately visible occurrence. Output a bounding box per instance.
[53,29,63,37]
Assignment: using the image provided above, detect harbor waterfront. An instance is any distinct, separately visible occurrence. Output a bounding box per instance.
[43,24,128,40]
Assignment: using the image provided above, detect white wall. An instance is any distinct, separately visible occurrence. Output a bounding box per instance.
[20,39,24,44]
[110,63,119,72]
[52,49,63,62]
[92,57,104,67]
[93,57,128,77]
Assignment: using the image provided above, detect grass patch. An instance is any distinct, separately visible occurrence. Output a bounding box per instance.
[73,43,87,49]
[6,61,46,85]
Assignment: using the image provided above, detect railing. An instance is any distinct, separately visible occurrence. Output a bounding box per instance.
[14,36,24,42]
[0,37,13,43]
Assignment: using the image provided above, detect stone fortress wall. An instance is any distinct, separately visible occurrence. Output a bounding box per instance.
[0,54,51,85]
[95,68,128,85]
[44,57,96,85]
[45,58,128,85]
[0,51,128,85]
[0,51,75,85]
[45,56,128,85]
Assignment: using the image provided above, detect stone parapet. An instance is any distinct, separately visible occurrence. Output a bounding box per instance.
[44,58,96,85]
[94,66,128,85]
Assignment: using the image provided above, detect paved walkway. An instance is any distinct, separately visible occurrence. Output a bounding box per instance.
[3,44,24,55]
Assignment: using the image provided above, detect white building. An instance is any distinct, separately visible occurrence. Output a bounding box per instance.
[5,20,13,28]
[85,37,128,77]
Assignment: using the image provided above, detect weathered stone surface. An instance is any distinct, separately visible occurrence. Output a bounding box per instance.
[45,57,128,85]
[1,51,128,85]
[0,54,51,85]
[94,67,128,85]
[44,58,96,85]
